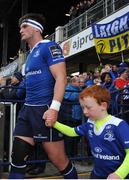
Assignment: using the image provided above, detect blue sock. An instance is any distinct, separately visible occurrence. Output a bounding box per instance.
[8,172,25,179]
[61,161,78,179]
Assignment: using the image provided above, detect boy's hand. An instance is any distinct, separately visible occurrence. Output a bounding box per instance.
[107,172,121,179]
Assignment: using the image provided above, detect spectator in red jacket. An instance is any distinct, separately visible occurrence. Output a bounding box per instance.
[114,68,129,89]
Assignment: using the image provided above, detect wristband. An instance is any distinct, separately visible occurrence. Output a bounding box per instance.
[50,100,61,111]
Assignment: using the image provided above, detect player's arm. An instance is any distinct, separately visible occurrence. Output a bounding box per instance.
[53,121,79,137]
[107,148,129,179]
[43,62,67,126]
[50,61,67,103]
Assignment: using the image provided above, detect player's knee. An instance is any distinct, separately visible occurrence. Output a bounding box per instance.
[11,137,33,173]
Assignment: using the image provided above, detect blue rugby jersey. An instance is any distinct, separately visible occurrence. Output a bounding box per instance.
[25,40,65,105]
[75,116,129,177]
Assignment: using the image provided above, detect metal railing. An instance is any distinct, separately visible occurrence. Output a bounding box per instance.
[48,0,128,42]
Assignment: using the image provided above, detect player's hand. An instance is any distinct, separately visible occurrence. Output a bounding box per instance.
[107,172,121,179]
[43,108,58,127]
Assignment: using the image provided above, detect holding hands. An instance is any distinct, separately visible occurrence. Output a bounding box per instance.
[43,108,58,127]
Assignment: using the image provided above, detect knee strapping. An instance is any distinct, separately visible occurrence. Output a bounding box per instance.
[11,137,33,173]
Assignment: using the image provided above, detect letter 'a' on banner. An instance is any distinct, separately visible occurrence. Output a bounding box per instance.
[91,11,129,54]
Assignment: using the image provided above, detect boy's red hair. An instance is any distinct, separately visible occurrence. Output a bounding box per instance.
[80,85,111,107]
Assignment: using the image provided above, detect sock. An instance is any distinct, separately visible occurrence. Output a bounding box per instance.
[8,172,25,179]
[60,161,78,179]
[8,164,26,179]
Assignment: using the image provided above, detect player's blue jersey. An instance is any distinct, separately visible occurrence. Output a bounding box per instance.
[75,116,129,177]
[24,40,65,105]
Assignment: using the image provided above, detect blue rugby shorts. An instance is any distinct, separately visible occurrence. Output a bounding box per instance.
[13,105,64,142]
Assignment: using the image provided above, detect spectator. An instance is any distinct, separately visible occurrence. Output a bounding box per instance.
[84,72,94,87]
[78,1,84,16]
[1,72,24,100]
[69,5,77,21]
[90,0,97,8]
[68,0,97,22]
[93,78,101,85]
[59,76,83,157]
[100,72,117,114]
[111,65,118,79]
[101,72,115,92]
[0,76,6,87]
[101,64,116,81]
[114,67,129,123]
[119,62,128,68]
[93,70,101,85]
[114,68,129,89]
[83,0,89,11]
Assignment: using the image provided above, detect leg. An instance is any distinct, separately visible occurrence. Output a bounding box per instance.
[43,140,78,179]
[8,137,34,179]
[36,143,47,171]
[27,143,47,175]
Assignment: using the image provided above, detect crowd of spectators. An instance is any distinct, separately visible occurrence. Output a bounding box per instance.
[59,62,129,157]
[0,72,25,101]
[68,0,97,21]
[63,62,129,120]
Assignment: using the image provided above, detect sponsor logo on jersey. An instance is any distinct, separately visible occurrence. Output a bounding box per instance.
[89,124,93,128]
[92,151,120,160]
[105,125,112,129]
[94,147,102,153]
[104,130,115,142]
[88,129,93,137]
[33,49,40,57]
[125,141,129,144]
[26,69,42,77]
[49,45,63,59]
